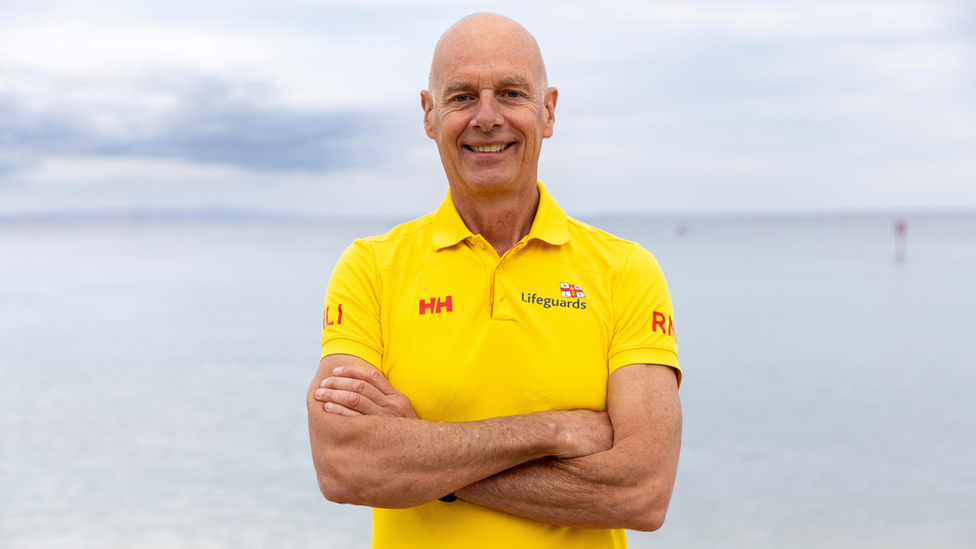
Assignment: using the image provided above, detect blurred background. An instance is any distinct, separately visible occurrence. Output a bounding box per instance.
[1,1,974,547]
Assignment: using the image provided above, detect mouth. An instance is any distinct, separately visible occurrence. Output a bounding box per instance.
[464,142,514,153]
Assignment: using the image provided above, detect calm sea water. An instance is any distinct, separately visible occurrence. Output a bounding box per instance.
[1,214,974,548]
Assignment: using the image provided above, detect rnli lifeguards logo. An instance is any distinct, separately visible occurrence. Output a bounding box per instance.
[560,283,585,298]
[521,282,587,310]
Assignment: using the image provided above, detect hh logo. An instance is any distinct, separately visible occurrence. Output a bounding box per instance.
[419,295,453,315]
[323,304,343,328]
[560,283,585,298]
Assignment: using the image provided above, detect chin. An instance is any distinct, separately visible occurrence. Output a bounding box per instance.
[467,180,524,196]
[460,167,535,190]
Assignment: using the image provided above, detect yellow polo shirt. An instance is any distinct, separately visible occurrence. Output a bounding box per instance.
[321,181,679,549]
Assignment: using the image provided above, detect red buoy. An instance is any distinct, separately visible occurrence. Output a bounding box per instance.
[895,219,907,263]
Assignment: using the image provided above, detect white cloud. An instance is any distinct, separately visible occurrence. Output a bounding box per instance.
[0,19,429,108]
[608,0,940,36]
[0,151,447,218]
[0,23,275,76]
[0,0,973,215]
[20,156,248,186]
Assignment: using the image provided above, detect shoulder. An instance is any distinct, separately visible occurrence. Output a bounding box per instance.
[357,211,436,248]
[566,217,634,249]
[350,213,434,252]
[343,212,437,266]
[565,217,660,275]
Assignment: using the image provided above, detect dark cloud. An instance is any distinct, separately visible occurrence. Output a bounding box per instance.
[0,71,401,172]
[99,109,373,171]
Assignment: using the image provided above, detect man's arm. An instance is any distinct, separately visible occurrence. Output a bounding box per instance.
[315,360,681,530]
[307,354,614,509]
[456,363,682,531]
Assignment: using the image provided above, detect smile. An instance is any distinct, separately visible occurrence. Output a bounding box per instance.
[466,143,513,153]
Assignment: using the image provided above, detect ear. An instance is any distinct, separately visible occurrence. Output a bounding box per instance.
[542,87,558,139]
[421,90,436,140]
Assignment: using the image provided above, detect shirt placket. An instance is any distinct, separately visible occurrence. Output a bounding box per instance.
[489,241,525,320]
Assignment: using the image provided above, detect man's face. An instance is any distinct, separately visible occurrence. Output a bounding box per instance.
[422,30,556,197]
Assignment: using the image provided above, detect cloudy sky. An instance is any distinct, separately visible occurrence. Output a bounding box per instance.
[1,0,973,217]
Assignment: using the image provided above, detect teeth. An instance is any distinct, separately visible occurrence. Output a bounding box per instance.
[472,144,506,153]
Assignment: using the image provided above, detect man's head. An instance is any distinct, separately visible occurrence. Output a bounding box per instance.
[421,14,557,200]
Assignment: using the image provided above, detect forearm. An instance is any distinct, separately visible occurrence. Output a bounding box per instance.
[308,354,613,510]
[308,406,569,508]
[456,364,682,531]
[455,441,674,531]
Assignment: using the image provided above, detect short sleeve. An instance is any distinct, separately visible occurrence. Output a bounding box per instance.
[608,244,681,386]
[320,239,384,368]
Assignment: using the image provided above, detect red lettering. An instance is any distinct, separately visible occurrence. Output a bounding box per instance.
[420,296,454,314]
[324,304,344,327]
[667,315,674,338]
[652,311,666,333]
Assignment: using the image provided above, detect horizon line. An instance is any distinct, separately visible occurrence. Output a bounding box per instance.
[2,205,976,225]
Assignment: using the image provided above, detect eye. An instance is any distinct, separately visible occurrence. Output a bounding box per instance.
[505,91,521,99]
[453,95,471,103]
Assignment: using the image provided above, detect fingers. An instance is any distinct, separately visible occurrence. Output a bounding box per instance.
[314,363,418,419]
[315,384,386,416]
[331,363,401,396]
[322,402,362,417]
[319,375,389,406]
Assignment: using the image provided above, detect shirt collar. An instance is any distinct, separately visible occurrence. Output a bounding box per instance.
[431,180,569,251]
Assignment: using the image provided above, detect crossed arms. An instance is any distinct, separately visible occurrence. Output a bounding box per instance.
[306,353,681,531]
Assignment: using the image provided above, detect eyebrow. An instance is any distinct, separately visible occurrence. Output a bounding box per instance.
[442,81,474,97]
[441,77,535,97]
[498,77,533,90]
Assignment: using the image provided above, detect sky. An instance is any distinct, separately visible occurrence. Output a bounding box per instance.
[0,0,974,218]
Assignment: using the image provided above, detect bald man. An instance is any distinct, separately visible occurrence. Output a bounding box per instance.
[308,13,682,548]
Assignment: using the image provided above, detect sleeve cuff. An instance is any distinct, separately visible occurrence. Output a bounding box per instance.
[320,338,383,369]
[609,347,682,388]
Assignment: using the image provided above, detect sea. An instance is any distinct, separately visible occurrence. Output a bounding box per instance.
[1,213,974,548]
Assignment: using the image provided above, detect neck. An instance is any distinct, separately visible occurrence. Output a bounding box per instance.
[450,181,540,256]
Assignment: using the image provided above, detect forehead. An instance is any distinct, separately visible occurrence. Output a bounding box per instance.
[431,24,544,93]
[440,53,537,92]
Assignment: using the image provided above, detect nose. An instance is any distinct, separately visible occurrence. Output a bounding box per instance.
[471,91,503,132]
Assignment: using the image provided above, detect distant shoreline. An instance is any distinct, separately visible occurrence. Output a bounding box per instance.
[2,207,975,226]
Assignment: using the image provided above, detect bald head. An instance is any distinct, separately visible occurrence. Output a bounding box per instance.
[419,13,557,200]
[428,13,548,95]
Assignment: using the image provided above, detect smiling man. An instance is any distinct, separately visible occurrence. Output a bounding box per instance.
[307,13,682,549]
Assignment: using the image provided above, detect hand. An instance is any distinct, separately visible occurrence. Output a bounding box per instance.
[546,409,614,459]
[314,362,418,419]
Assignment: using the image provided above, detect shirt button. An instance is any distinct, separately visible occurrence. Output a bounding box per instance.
[475,242,485,250]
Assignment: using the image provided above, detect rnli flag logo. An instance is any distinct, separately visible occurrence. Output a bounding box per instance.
[559,282,585,298]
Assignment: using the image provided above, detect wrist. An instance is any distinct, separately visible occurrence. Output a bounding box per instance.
[529,410,571,457]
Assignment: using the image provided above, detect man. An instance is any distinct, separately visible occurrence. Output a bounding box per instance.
[307,13,682,548]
